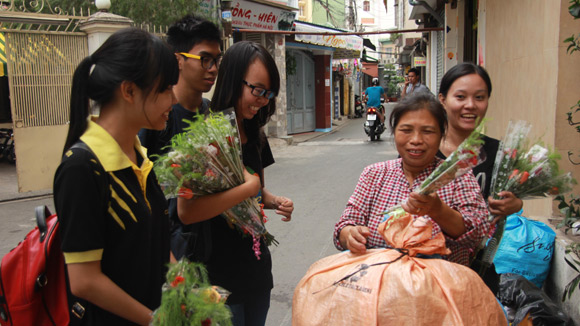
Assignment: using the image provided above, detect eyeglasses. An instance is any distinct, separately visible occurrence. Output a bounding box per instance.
[242,80,276,100]
[177,52,222,70]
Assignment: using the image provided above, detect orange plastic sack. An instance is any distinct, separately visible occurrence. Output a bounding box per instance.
[293,214,507,326]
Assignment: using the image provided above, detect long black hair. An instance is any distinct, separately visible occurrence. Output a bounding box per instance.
[63,28,179,154]
[439,62,492,98]
[210,41,280,141]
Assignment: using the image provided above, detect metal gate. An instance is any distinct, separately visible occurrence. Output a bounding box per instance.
[4,31,87,191]
[286,50,315,134]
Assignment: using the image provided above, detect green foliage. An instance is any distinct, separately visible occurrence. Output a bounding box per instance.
[152,259,232,326]
[389,33,401,43]
[556,194,580,231]
[19,0,216,26]
[286,52,297,77]
[563,243,580,301]
[382,64,404,97]
[111,0,217,26]
[558,5,580,300]
[569,0,580,19]
[565,1,580,54]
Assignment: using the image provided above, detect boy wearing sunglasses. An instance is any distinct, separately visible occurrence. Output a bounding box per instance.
[138,15,222,264]
[139,14,222,158]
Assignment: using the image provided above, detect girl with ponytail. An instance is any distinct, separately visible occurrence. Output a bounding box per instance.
[53,28,178,325]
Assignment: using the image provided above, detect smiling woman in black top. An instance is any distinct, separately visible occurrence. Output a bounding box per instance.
[176,41,294,326]
[437,62,523,220]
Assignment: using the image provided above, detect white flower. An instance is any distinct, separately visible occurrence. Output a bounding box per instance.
[525,144,549,163]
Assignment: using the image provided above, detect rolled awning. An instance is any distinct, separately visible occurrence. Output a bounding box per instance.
[361,62,378,78]
[0,33,6,77]
[293,21,363,59]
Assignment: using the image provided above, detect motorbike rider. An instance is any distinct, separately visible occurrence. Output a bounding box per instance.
[363,78,387,124]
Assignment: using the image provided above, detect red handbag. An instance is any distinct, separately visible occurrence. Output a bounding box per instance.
[0,205,70,326]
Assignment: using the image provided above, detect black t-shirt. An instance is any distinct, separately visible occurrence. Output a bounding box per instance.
[54,123,170,325]
[139,100,211,237]
[437,135,500,200]
[139,100,210,159]
[206,130,275,303]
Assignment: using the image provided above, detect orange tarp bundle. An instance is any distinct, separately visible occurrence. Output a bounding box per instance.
[293,214,507,325]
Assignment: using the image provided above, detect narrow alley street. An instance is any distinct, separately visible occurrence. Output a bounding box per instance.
[263,116,398,326]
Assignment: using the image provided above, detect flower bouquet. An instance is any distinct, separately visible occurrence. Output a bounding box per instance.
[151,259,232,326]
[477,120,577,275]
[380,122,486,223]
[154,108,277,259]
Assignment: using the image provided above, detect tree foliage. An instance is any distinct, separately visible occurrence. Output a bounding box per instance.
[110,0,215,26]
[13,0,215,26]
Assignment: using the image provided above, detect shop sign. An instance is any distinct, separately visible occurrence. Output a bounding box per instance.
[294,22,363,51]
[232,0,296,31]
[414,56,426,67]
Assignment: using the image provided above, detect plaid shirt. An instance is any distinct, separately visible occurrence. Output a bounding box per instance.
[334,158,490,266]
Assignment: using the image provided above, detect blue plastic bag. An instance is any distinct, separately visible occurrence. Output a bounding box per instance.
[493,210,556,288]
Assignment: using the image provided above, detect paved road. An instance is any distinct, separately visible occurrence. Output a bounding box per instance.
[264,116,397,325]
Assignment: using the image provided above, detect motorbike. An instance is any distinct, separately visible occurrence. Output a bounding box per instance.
[354,95,364,118]
[363,105,385,141]
[0,128,15,164]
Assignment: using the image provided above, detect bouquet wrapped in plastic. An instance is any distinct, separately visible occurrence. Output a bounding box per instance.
[478,120,577,274]
[380,122,485,220]
[152,259,232,326]
[154,109,276,259]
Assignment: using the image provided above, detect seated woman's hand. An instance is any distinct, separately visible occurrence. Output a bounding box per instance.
[339,225,370,254]
[488,191,523,225]
[402,192,443,217]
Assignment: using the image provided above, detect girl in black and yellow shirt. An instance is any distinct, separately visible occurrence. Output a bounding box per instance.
[53,28,178,325]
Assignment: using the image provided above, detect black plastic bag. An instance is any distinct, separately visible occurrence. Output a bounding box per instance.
[497,273,572,326]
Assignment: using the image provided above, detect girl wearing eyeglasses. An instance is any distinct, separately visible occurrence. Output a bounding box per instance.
[177,41,294,326]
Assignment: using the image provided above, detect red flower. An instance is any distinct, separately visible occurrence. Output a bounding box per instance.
[178,188,194,199]
[202,318,212,326]
[519,171,530,184]
[171,275,185,287]
[171,163,181,168]
[509,169,519,180]
[205,169,216,178]
[209,142,220,155]
[510,149,517,159]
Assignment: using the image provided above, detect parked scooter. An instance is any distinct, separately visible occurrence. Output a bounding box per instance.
[364,105,385,141]
[0,128,15,164]
[354,95,364,118]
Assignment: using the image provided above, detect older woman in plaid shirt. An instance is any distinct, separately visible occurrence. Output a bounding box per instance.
[334,93,490,266]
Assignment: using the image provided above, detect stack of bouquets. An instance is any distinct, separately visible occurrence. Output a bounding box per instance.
[154,109,277,259]
[478,120,576,273]
[152,259,232,326]
[380,122,485,222]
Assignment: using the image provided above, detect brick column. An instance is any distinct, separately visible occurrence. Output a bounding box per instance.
[267,34,287,138]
